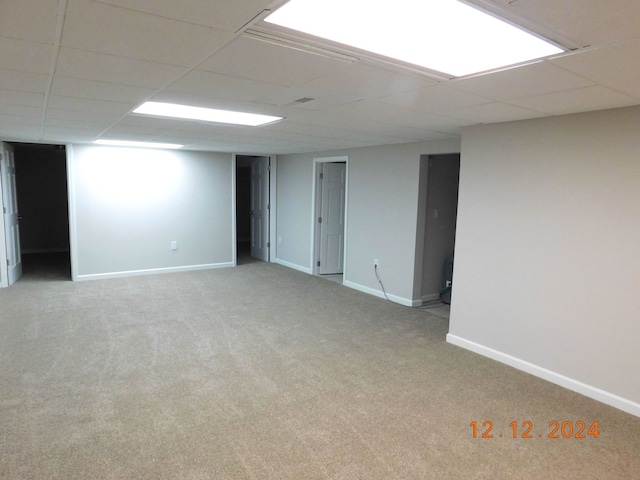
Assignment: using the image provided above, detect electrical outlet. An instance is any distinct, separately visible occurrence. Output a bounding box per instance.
[374,258,379,268]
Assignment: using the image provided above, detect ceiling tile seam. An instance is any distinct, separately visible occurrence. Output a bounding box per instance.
[327,101,476,128]
[90,0,238,32]
[44,93,135,111]
[443,61,600,103]
[545,58,640,101]
[40,0,69,141]
[378,96,497,118]
[506,84,640,104]
[88,13,285,142]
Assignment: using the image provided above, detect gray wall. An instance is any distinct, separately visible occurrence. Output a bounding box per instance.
[449,105,640,414]
[275,153,315,270]
[276,138,461,305]
[68,145,234,279]
[14,144,69,253]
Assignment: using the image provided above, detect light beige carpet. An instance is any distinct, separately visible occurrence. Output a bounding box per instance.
[1,257,639,479]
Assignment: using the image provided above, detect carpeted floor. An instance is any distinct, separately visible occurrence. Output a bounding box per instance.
[1,256,639,479]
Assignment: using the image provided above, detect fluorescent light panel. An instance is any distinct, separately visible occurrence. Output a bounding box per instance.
[265,0,564,77]
[94,139,183,149]
[133,102,283,127]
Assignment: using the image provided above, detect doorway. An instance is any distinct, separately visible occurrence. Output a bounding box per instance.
[0,143,71,287]
[313,156,348,283]
[421,153,460,312]
[236,155,270,265]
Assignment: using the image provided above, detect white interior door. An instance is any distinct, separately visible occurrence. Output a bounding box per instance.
[318,162,346,274]
[1,142,22,286]
[250,156,269,261]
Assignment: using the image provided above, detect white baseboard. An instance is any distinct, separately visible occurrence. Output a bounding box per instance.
[343,280,421,307]
[446,334,640,418]
[274,258,313,274]
[75,262,234,282]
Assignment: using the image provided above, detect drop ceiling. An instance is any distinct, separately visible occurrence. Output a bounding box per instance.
[1,0,639,154]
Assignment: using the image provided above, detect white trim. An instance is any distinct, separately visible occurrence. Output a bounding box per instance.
[446,334,640,417]
[66,144,79,281]
[311,155,349,275]
[231,154,238,266]
[75,262,234,282]
[274,258,313,274]
[343,280,421,307]
[269,155,277,263]
[0,145,8,288]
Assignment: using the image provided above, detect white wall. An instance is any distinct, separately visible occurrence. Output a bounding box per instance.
[68,145,234,280]
[275,153,314,272]
[448,106,640,416]
[276,138,461,304]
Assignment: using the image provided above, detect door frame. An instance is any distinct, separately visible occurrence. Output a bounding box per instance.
[233,154,277,264]
[0,142,22,288]
[0,149,7,288]
[311,155,349,276]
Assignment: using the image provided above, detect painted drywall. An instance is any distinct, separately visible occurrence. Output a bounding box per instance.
[276,138,461,304]
[421,154,460,299]
[275,153,314,272]
[449,106,640,415]
[68,145,233,279]
[14,144,70,253]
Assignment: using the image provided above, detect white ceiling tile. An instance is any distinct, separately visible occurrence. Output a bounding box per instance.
[451,61,595,100]
[301,63,437,100]
[47,96,133,116]
[115,115,190,130]
[42,126,104,143]
[268,120,409,145]
[62,0,234,67]
[0,0,59,44]
[378,84,492,113]
[0,104,42,118]
[0,69,49,95]
[252,86,360,111]
[99,124,168,141]
[50,76,156,104]
[332,100,473,132]
[167,70,279,102]
[0,113,42,126]
[0,123,43,140]
[508,86,640,115]
[95,0,273,32]
[0,90,45,108]
[44,108,124,127]
[443,102,548,124]
[200,36,350,86]
[485,0,640,46]
[2,0,640,153]
[55,47,187,88]
[0,37,52,74]
[295,110,450,141]
[550,39,640,98]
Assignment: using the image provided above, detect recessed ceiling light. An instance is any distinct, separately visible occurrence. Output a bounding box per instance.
[133,101,283,127]
[93,139,184,149]
[265,0,564,77]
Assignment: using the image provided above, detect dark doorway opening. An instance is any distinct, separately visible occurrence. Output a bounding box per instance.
[13,143,71,281]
